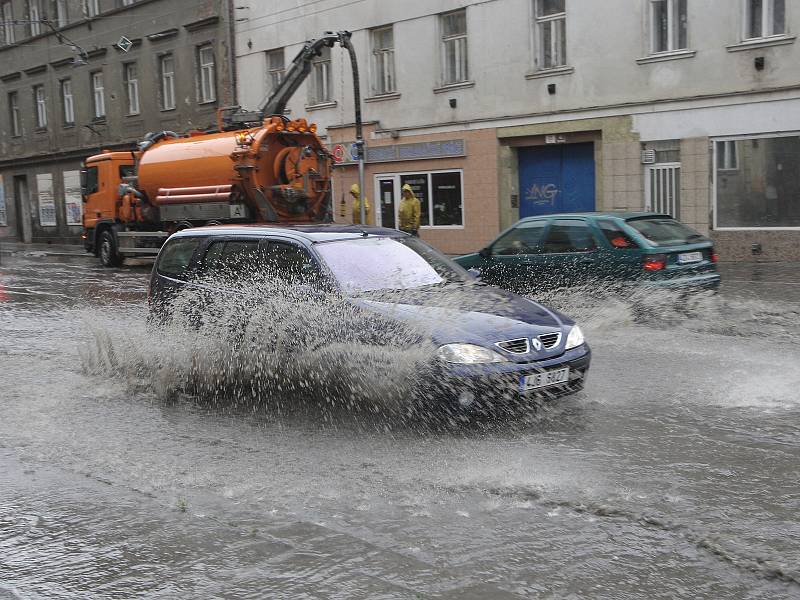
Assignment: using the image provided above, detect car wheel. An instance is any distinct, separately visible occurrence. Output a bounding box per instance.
[98,230,124,267]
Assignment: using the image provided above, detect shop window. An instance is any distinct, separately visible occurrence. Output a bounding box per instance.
[396,171,463,227]
[715,135,800,228]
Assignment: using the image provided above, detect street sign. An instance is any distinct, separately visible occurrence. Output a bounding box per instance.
[116,36,133,53]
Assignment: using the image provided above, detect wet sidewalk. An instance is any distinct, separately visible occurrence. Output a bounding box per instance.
[0,240,87,258]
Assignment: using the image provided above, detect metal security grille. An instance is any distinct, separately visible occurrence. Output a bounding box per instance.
[645,163,681,218]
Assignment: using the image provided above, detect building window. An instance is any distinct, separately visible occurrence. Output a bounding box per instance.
[198,44,216,103]
[34,85,47,128]
[441,10,468,84]
[60,79,74,124]
[266,48,285,96]
[309,46,331,104]
[28,0,41,36]
[8,91,20,136]
[0,174,6,225]
[124,62,139,114]
[717,140,738,171]
[744,0,785,39]
[85,0,99,17]
[715,135,800,228]
[54,0,67,27]
[2,2,15,45]
[371,26,396,95]
[650,0,687,53]
[534,0,566,69]
[160,54,176,110]
[91,71,105,118]
[396,171,464,227]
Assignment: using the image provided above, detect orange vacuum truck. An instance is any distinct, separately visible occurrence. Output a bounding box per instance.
[81,31,365,267]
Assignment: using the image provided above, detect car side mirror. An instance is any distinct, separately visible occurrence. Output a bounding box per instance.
[479,247,492,259]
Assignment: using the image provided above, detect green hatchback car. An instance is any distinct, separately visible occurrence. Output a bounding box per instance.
[454,212,720,292]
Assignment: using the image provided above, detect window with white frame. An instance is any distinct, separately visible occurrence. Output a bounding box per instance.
[395,171,464,227]
[28,0,41,36]
[309,46,332,104]
[61,78,74,124]
[266,48,285,96]
[54,0,67,27]
[2,2,15,44]
[85,0,99,17]
[91,71,105,118]
[715,135,800,228]
[34,85,47,128]
[160,54,176,110]
[534,0,567,69]
[650,0,687,53]
[8,91,20,136]
[371,26,396,95]
[744,0,786,39]
[198,44,216,103]
[441,10,468,84]
[124,62,140,114]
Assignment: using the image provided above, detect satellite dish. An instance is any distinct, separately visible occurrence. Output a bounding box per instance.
[116,36,133,53]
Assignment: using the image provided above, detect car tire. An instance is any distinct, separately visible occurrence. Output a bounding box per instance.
[99,230,123,268]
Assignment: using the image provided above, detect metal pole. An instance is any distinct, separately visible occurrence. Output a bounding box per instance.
[341,32,367,226]
[357,143,366,225]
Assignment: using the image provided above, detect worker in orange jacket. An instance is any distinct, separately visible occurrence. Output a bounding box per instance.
[398,183,421,236]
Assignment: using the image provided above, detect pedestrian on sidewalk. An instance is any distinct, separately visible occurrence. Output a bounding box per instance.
[398,183,421,236]
[350,184,372,225]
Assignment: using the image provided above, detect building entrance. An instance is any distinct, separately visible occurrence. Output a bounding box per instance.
[518,142,595,217]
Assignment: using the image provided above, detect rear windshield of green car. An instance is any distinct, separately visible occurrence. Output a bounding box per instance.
[625,217,706,247]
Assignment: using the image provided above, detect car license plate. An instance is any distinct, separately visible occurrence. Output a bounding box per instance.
[677,251,703,264]
[520,367,569,392]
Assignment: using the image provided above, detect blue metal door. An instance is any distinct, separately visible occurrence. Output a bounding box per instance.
[519,143,595,217]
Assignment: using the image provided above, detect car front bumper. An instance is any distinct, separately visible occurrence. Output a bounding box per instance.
[419,345,591,410]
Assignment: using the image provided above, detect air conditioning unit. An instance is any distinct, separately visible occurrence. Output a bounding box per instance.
[641,149,656,164]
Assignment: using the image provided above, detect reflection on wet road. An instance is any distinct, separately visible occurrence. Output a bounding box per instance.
[1,256,799,599]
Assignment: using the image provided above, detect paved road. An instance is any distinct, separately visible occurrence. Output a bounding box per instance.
[1,255,799,599]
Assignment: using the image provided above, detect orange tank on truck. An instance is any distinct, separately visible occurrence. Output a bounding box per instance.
[136,117,331,223]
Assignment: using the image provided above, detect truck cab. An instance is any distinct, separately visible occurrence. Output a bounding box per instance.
[82,151,137,259]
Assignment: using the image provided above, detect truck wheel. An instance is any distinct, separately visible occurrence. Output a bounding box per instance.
[99,230,123,267]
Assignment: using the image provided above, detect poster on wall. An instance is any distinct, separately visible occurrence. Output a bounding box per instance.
[63,170,82,225]
[0,174,7,226]
[37,173,57,227]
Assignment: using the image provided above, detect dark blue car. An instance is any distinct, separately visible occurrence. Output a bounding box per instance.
[148,225,591,410]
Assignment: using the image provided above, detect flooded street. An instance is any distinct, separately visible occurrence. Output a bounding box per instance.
[1,255,799,599]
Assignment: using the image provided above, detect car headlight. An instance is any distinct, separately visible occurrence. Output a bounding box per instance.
[564,325,585,350]
[437,343,508,364]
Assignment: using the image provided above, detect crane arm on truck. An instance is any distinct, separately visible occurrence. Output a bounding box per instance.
[222,31,353,130]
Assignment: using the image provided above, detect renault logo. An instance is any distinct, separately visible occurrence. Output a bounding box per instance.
[530,338,543,351]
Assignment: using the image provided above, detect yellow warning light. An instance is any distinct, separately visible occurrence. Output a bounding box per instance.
[310,124,318,133]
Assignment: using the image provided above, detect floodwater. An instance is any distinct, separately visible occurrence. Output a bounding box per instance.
[1,254,799,599]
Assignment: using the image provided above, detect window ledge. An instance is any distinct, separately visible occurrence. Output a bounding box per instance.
[525,66,574,80]
[636,49,696,64]
[365,92,401,103]
[91,117,106,123]
[125,112,141,117]
[62,123,75,129]
[160,107,176,113]
[433,81,475,94]
[198,99,217,106]
[306,101,337,111]
[34,127,48,134]
[727,35,796,52]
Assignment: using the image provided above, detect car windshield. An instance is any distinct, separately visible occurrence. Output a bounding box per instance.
[625,217,707,247]
[315,236,471,293]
